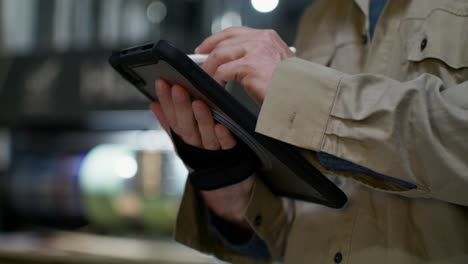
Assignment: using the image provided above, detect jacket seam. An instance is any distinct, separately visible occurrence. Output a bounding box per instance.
[344,200,361,264]
[319,76,344,151]
[428,7,468,17]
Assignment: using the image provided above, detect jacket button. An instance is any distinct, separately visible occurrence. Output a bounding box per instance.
[254,215,262,227]
[334,252,343,263]
[361,34,368,45]
[420,38,428,51]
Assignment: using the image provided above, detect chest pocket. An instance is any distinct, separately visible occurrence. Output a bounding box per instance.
[407,7,468,70]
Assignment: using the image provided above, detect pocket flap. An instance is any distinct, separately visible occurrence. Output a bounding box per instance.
[408,8,468,69]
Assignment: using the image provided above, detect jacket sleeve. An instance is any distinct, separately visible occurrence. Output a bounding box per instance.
[173,176,293,263]
[256,57,468,206]
[206,210,271,260]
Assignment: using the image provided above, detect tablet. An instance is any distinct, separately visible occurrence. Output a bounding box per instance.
[109,40,347,208]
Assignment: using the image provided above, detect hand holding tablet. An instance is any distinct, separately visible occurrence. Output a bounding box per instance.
[109,40,347,208]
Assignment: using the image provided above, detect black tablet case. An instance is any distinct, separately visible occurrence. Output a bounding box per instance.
[109,40,347,208]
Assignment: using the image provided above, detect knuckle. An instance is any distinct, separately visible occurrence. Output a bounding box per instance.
[212,49,228,61]
[262,29,278,43]
[225,51,237,61]
[205,141,219,150]
[243,75,254,87]
[215,63,226,75]
[268,29,279,38]
[217,41,228,49]
[211,50,221,60]
[253,40,265,50]
[217,136,229,146]
[241,60,254,71]
[223,27,237,35]
[185,131,200,144]
[211,48,231,62]
[221,133,232,143]
[192,110,202,122]
[196,114,209,125]
[262,29,273,38]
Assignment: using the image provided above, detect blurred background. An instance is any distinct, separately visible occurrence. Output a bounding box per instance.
[0,0,310,263]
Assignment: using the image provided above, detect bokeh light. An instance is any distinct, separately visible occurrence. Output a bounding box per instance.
[146,1,167,24]
[251,0,279,13]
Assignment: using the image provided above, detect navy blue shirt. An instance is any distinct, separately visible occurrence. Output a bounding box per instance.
[369,0,387,40]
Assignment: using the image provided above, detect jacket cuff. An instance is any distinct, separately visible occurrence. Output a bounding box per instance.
[243,179,292,261]
[255,58,422,194]
[173,176,286,264]
[206,209,271,260]
[256,57,344,151]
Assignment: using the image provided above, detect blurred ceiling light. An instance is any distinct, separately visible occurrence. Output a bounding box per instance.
[114,156,138,179]
[211,11,242,34]
[146,1,167,24]
[251,0,279,13]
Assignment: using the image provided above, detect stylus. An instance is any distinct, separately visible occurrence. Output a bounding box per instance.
[189,47,297,65]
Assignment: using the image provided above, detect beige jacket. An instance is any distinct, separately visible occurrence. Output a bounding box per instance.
[174,0,468,263]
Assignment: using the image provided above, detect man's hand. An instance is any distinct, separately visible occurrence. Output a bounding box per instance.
[150,79,254,229]
[196,26,294,104]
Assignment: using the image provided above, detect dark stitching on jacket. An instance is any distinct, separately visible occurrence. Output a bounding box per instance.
[426,7,468,18]
[288,111,297,128]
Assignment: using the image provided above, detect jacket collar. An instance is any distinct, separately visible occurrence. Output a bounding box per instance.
[354,0,369,17]
[354,0,370,35]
